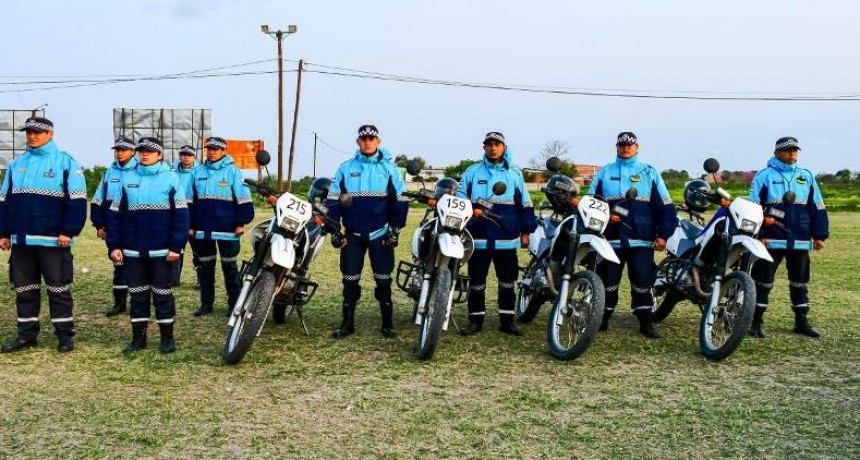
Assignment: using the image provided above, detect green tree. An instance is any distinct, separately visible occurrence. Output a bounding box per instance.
[444,159,480,180]
[394,154,409,167]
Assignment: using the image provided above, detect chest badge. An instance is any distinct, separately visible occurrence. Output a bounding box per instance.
[797,177,807,185]
[350,172,361,177]
[630,174,641,183]
[16,167,26,173]
[218,179,228,188]
[44,169,55,179]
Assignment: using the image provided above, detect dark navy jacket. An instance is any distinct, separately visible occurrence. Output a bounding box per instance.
[456,149,537,250]
[188,155,254,241]
[91,156,139,230]
[749,157,829,250]
[107,162,189,257]
[326,148,409,240]
[589,155,677,249]
[0,140,87,247]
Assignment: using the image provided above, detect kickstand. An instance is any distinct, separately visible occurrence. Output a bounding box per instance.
[296,305,310,336]
[450,313,463,335]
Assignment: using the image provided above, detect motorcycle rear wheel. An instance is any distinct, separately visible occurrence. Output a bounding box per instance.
[516,254,548,324]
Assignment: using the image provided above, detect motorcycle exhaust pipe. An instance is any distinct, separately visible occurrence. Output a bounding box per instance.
[691,266,712,299]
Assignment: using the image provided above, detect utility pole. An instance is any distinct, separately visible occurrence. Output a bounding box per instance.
[261,24,297,192]
[286,59,304,192]
[312,132,318,177]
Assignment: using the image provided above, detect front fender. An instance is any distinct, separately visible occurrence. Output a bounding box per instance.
[578,234,620,265]
[270,233,296,269]
[438,232,464,259]
[729,234,773,264]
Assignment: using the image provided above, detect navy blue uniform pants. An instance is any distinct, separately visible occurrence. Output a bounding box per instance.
[340,233,394,306]
[124,257,176,325]
[9,245,75,340]
[596,246,656,314]
[466,248,519,325]
[752,249,811,313]
[191,239,241,309]
[170,242,200,287]
[111,260,128,307]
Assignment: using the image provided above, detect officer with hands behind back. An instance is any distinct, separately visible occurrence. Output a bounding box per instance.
[589,132,677,338]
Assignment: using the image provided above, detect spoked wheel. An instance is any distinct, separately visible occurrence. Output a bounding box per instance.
[516,254,548,324]
[416,267,451,361]
[547,270,605,361]
[223,271,276,364]
[699,271,755,360]
[653,257,684,323]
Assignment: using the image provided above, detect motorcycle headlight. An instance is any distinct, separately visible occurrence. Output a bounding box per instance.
[280,216,302,232]
[587,217,606,232]
[739,218,758,234]
[443,215,463,230]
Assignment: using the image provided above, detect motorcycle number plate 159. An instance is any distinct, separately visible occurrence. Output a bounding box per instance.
[438,194,472,219]
[278,192,312,224]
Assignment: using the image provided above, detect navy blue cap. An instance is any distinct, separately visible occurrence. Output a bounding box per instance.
[775,136,801,151]
[178,144,196,155]
[112,137,135,150]
[616,132,638,146]
[135,137,163,153]
[19,117,54,133]
[484,131,505,144]
[205,137,227,150]
[357,125,379,138]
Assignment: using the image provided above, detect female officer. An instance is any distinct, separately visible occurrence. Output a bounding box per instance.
[107,137,189,353]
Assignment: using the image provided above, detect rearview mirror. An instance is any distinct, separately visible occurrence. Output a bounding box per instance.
[545,157,563,173]
[255,149,271,166]
[625,187,639,201]
[338,193,353,208]
[703,158,720,174]
[782,191,797,205]
[492,181,507,196]
[406,159,422,176]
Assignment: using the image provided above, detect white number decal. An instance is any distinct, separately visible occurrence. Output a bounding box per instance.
[285,197,309,215]
[445,197,466,211]
[588,200,608,213]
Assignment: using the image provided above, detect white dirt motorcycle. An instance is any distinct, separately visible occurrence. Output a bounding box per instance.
[223,153,347,364]
[515,157,620,361]
[394,161,505,361]
[652,158,772,360]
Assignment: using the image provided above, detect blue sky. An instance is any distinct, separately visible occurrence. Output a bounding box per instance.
[2,1,857,177]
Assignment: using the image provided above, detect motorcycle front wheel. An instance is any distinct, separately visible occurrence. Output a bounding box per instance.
[223,271,277,364]
[699,271,755,360]
[547,270,605,361]
[416,266,451,361]
[516,254,548,324]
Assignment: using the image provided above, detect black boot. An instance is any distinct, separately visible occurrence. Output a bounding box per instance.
[159,323,177,353]
[380,301,397,338]
[793,309,821,338]
[57,335,75,353]
[332,302,356,339]
[123,322,148,353]
[749,306,766,338]
[635,310,661,339]
[105,289,127,317]
[599,309,614,331]
[499,321,523,337]
[460,317,484,336]
[1,336,37,353]
[193,304,213,317]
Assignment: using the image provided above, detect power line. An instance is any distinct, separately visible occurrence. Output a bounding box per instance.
[314,134,352,155]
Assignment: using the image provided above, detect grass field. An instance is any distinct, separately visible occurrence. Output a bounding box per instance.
[0,210,858,459]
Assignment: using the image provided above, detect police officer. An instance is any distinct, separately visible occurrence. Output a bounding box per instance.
[589,132,677,338]
[188,136,254,316]
[749,136,829,338]
[170,144,200,288]
[0,117,87,353]
[458,132,537,336]
[107,138,188,353]
[91,136,138,316]
[326,124,408,338]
